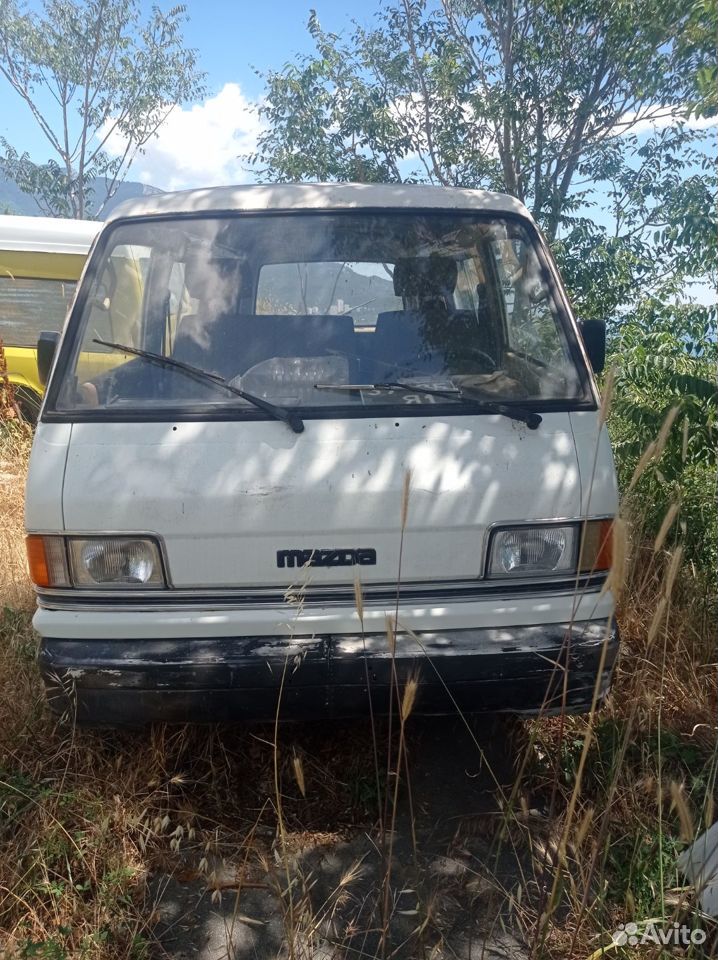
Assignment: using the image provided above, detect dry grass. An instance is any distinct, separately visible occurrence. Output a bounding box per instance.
[519,549,717,959]
[0,631,382,958]
[0,419,715,959]
[0,425,33,611]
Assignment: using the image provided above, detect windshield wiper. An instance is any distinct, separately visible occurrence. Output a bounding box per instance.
[315,381,542,429]
[93,338,304,433]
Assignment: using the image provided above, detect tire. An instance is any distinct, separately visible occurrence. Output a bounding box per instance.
[13,386,42,425]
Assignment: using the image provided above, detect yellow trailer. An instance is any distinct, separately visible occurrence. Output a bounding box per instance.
[0,215,101,420]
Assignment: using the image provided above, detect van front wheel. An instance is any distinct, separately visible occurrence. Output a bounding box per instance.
[14,387,42,425]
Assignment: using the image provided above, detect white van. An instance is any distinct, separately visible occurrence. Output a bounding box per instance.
[24,183,619,725]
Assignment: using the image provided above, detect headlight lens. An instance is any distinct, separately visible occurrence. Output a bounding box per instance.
[68,537,165,588]
[488,525,578,578]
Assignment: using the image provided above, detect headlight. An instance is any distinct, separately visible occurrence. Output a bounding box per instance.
[487,520,613,579]
[488,524,579,578]
[68,537,165,588]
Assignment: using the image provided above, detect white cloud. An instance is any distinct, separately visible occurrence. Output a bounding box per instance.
[103,83,264,191]
[614,106,717,136]
[102,85,715,192]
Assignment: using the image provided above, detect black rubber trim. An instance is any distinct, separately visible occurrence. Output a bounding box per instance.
[41,399,596,424]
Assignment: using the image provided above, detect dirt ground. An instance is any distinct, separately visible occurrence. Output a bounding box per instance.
[145,716,531,960]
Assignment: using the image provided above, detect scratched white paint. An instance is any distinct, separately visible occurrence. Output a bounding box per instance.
[49,411,583,589]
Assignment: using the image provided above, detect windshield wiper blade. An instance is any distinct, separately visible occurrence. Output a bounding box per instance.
[381,381,543,429]
[315,381,541,429]
[93,338,304,433]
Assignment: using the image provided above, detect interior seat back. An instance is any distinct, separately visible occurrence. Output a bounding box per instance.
[367,256,458,380]
[173,312,358,382]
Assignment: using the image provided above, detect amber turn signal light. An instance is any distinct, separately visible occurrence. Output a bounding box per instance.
[25,535,71,588]
[579,519,614,573]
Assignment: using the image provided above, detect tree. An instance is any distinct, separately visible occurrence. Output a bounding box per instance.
[679,0,718,118]
[250,0,709,239]
[0,0,205,218]
[607,298,717,568]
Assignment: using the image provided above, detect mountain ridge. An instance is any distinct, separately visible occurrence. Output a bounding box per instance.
[0,173,164,220]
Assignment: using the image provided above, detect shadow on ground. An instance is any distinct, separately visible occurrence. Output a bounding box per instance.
[147,716,532,960]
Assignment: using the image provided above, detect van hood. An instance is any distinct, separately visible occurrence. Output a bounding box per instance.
[61,414,582,589]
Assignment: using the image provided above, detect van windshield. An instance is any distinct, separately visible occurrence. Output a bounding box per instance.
[52,212,588,416]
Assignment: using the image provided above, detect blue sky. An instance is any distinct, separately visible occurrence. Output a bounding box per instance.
[2,2,713,306]
[0,1,367,185]
[178,1,360,98]
[1,0,715,200]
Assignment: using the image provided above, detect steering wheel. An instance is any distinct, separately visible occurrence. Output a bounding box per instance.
[464,345,498,372]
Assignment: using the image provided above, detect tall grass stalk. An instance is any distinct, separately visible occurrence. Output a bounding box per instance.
[380,469,412,956]
[354,572,384,832]
[273,654,296,959]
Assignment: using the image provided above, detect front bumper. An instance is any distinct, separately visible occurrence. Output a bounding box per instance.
[38,618,619,725]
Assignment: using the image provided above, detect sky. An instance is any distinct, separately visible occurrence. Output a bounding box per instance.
[0,0,367,190]
[1,0,715,197]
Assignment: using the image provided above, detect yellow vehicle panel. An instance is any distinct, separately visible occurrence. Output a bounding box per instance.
[4,345,43,392]
[0,250,88,281]
[1,217,102,417]
[1,255,85,411]
[1,237,143,418]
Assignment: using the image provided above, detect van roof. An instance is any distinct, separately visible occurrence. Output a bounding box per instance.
[0,215,101,255]
[106,182,532,223]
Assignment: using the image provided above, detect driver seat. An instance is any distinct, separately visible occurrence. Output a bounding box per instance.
[369,257,482,380]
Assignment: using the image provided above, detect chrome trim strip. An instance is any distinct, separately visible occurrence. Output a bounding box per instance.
[37,573,608,612]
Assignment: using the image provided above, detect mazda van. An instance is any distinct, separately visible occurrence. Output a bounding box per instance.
[24,183,619,725]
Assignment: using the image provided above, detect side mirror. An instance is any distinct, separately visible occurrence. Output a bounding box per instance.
[37,331,60,387]
[578,319,606,374]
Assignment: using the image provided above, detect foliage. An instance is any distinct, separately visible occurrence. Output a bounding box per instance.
[551,716,715,917]
[678,0,718,118]
[607,300,717,568]
[0,0,205,218]
[250,0,708,237]
[553,125,716,321]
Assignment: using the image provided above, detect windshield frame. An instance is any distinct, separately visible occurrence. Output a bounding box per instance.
[41,208,598,424]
